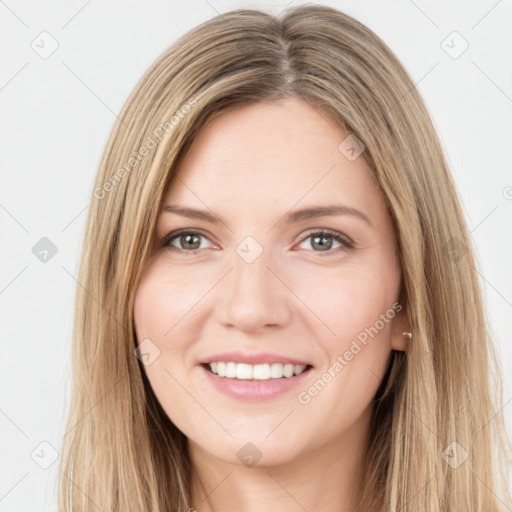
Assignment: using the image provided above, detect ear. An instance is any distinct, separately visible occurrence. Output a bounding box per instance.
[390,308,411,351]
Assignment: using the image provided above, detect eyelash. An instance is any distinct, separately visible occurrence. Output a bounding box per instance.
[161,228,354,256]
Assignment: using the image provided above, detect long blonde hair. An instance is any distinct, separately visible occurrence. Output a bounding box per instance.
[58,5,512,511]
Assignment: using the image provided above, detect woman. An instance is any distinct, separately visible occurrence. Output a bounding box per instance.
[58,5,512,511]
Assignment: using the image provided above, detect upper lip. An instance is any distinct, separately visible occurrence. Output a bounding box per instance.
[199,350,313,367]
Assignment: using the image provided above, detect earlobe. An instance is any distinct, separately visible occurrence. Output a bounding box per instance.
[391,332,411,352]
[391,311,412,351]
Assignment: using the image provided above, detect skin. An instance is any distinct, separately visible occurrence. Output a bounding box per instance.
[133,97,410,512]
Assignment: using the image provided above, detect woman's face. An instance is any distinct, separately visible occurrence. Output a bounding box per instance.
[134,97,408,468]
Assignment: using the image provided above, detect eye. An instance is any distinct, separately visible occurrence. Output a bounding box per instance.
[162,228,354,256]
[162,229,213,254]
[296,229,354,255]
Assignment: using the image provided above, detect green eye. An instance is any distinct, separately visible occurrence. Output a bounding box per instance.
[163,230,209,253]
[162,228,354,256]
[297,229,354,255]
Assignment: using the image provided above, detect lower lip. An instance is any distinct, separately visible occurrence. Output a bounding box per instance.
[200,364,313,401]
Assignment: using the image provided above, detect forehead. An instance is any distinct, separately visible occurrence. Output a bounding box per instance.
[164,98,388,226]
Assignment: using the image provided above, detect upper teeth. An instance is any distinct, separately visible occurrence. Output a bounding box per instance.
[209,362,308,380]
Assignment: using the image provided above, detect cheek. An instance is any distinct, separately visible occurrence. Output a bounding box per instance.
[133,268,201,433]
[133,277,168,342]
[298,264,399,408]
[299,263,397,343]
[133,263,202,344]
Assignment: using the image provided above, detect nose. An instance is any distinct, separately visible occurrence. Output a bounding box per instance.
[217,247,292,332]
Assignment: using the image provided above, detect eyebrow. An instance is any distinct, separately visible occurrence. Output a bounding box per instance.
[161,204,373,227]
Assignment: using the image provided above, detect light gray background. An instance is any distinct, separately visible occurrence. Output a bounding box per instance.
[1,1,511,510]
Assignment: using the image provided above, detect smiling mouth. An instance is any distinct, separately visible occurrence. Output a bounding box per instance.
[202,362,313,380]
